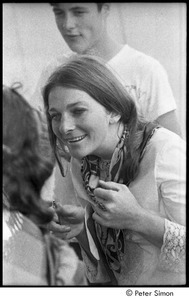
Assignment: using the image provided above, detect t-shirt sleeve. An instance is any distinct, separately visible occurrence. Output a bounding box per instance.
[138,59,177,121]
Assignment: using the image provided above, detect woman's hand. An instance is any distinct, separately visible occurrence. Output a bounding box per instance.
[41,205,70,239]
[92,180,145,231]
[52,203,85,240]
[93,180,165,248]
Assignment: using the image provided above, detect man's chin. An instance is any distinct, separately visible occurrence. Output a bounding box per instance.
[67,42,85,54]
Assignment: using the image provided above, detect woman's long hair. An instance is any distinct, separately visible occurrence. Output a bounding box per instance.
[43,55,153,184]
[3,85,54,224]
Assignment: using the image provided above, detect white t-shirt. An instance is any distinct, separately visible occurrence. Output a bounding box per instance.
[107,45,177,121]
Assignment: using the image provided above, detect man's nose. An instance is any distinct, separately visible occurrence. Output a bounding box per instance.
[64,13,76,30]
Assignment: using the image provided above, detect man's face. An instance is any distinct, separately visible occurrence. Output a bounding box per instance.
[52,3,108,54]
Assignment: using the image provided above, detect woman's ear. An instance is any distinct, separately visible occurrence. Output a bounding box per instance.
[109,113,121,124]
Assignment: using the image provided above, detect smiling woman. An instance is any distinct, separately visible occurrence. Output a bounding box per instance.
[48,87,119,160]
[42,55,186,286]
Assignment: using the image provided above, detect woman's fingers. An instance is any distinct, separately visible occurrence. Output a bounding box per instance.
[92,203,106,215]
[92,211,107,226]
[55,203,85,223]
[48,220,71,233]
[94,184,118,201]
[98,180,120,191]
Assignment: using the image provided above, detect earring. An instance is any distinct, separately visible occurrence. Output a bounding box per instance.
[56,139,71,161]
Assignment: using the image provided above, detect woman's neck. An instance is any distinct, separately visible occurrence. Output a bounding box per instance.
[99,122,125,160]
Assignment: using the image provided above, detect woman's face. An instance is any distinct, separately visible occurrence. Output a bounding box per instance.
[48,86,119,160]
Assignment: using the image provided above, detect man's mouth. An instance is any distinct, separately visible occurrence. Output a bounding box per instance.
[67,134,86,144]
[66,34,80,39]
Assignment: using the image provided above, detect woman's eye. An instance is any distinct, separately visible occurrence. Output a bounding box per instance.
[50,114,60,121]
[72,109,86,115]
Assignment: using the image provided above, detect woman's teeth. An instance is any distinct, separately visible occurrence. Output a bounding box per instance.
[68,135,86,143]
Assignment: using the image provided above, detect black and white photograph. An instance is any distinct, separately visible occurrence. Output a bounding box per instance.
[2,2,187,294]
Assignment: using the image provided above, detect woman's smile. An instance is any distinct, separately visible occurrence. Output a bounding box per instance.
[66,134,87,144]
[48,87,121,160]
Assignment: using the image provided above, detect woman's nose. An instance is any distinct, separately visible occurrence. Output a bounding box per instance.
[59,115,75,134]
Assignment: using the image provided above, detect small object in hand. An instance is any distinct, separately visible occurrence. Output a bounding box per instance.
[52,200,57,209]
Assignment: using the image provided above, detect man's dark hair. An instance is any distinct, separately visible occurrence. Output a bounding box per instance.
[96,3,105,11]
[50,3,105,11]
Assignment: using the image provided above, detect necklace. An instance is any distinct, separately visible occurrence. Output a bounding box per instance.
[99,160,111,170]
[99,159,111,180]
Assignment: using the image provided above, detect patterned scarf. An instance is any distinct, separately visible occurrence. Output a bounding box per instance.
[81,123,160,277]
[81,126,129,209]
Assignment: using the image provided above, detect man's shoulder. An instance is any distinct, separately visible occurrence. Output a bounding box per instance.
[113,44,163,71]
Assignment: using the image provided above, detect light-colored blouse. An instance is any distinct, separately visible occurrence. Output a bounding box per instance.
[70,128,186,285]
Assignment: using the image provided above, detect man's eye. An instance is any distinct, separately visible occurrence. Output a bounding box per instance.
[74,11,86,16]
[54,10,65,17]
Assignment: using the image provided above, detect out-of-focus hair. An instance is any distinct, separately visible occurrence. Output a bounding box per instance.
[3,84,54,224]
